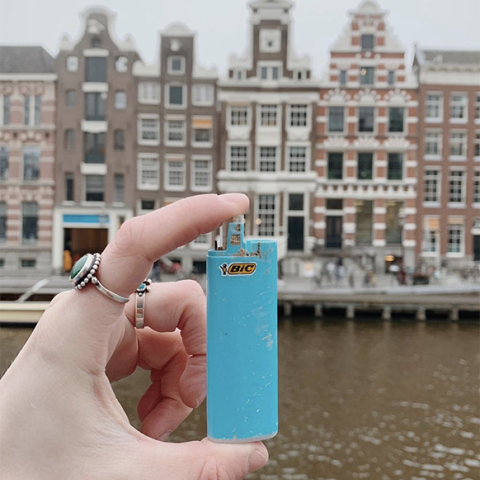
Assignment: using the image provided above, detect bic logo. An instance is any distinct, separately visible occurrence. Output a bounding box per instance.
[219,262,257,276]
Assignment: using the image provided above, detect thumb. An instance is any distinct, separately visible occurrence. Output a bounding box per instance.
[142,438,269,480]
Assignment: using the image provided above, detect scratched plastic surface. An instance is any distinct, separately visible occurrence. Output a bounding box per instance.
[206,221,278,442]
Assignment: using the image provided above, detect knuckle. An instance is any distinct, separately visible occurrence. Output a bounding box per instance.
[196,455,234,480]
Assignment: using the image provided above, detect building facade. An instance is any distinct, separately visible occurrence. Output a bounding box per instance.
[316,0,419,272]
[414,47,480,267]
[52,7,140,272]
[0,46,56,275]
[133,23,218,273]
[218,0,318,273]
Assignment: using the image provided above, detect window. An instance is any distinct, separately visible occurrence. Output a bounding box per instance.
[84,92,106,121]
[257,195,276,237]
[24,95,41,126]
[165,160,186,190]
[165,120,186,144]
[230,106,249,126]
[260,105,278,127]
[114,174,124,203]
[138,82,161,104]
[167,85,185,108]
[65,173,74,201]
[192,116,213,145]
[141,200,155,211]
[260,29,281,52]
[193,128,212,144]
[84,133,105,164]
[23,146,40,180]
[91,37,102,48]
[295,70,307,80]
[357,152,373,180]
[475,132,480,158]
[387,153,403,180]
[65,89,76,106]
[289,194,304,211]
[474,171,480,203]
[0,202,6,242]
[361,34,374,50]
[388,107,404,133]
[289,105,308,127]
[21,259,36,268]
[2,95,10,125]
[288,146,307,172]
[234,69,245,81]
[387,71,395,86]
[115,56,128,72]
[424,170,440,203]
[114,91,127,110]
[114,130,125,150]
[230,146,248,171]
[0,147,8,180]
[138,117,160,145]
[64,129,75,150]
[449,131,467,157]
[476,94,480,120]
[423,218,439,253]
[22,202,38,243]
[448,226,464,254]
[259,65,280,80]
[85,57,107,82]
[386,201,403,245]
[449,171,465,204]
[168,56,185,74]
[450,93,467,120]
[192,158,212,190]
[192,234,211,247]
[85,175,104,202]
[425,131,442,157]
[339,70,347,86]
[259,147,277,172]
[138,155,159,190]
[192,85,214,106]
[355,200,373,245]
[326,199,343,210]
[328,153,343,180]
[359,67,375,85]
[66,56,78,72]
[329,107,344,133]
[426,93,443,120]
[358,107,374,132]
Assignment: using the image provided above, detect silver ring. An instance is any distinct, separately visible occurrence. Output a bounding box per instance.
[135,279,151,328]
[69,253,130,303]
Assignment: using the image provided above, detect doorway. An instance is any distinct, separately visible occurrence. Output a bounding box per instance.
[288,216,305,251]
[326,216,342,249]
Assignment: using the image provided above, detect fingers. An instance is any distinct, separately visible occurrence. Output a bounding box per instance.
[98,193,249,300]
[123,281,207,407]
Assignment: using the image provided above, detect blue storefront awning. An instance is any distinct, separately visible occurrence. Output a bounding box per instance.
[63,214,110,225]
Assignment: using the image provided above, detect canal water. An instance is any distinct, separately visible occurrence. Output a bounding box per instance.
[1,319,479,480]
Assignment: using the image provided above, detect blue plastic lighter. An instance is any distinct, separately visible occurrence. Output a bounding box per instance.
[206,215,278,443]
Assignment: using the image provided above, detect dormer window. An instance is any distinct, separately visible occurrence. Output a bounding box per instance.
[259,63,281,81]
[91,37,102,48]
[294,70,307,81]
[260,29,281,53]
[361,34,374,50]
[168,56,185,75]
[234,69,246,81]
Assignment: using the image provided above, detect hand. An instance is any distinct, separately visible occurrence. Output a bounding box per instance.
[0,194,269,480]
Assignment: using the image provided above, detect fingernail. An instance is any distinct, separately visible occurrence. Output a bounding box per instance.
[195,395,205,407]
[219,193,247,204]
[158,431,172,442]
[248,449,268,473]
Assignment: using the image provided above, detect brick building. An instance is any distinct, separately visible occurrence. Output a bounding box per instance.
[0,46,56,275]
[218,0,318,272]
[315,0,419,272]
[52,7,140,272]
[414,47,480,267]
[133,23,218,273]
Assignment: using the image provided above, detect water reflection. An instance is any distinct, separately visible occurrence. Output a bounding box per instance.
[1,320,479,479]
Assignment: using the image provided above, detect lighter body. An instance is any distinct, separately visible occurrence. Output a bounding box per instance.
[206,217,278,443]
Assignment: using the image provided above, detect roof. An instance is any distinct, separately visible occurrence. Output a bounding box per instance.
[0,46,55,74]
[416,48,480,66]
[162,23,194,37]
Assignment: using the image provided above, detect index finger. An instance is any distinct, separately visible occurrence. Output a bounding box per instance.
[97,193,248,299]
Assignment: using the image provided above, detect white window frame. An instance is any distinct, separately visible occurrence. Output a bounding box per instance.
[164,156,186,191]
[228,143,250,172]
[66,56,78,72]
[168,56,186,75]
[114,90,127,110]
[138,82,161,105]
[259,29,281,53]
[287,104,310,129]
[294,69,307,81]
[115,56,128,73]
[166,84,187,109]
[191,155,213,192]
[425,92,443,122]
[258,61,282,81]
[192,116,213,148]
[191,232,212,250]
[137,114,160,146]
[84,174,105,204]
[475,131,480,160]
[422,216,440,256]
[233,69,246,81]
[258,104,279,128]
[24,94,41,126]
[137,153,160,191]
[448,169,466,206]
[257,146,279,172]
[474,170,480,206]
[192,84,214,106]
[164,116,186,147]
[475,93,480,123]
[254,194,279,237]
[450,92,468,123]
[423,169,441,206]
[287,144,310,173]
[137,198,159,216]
[447,224,465,257]
[449,130,467,160]
[229,105,251,127]
[424,130,442,160]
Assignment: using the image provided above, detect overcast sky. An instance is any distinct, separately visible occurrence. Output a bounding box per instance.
[1,0,479,75]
